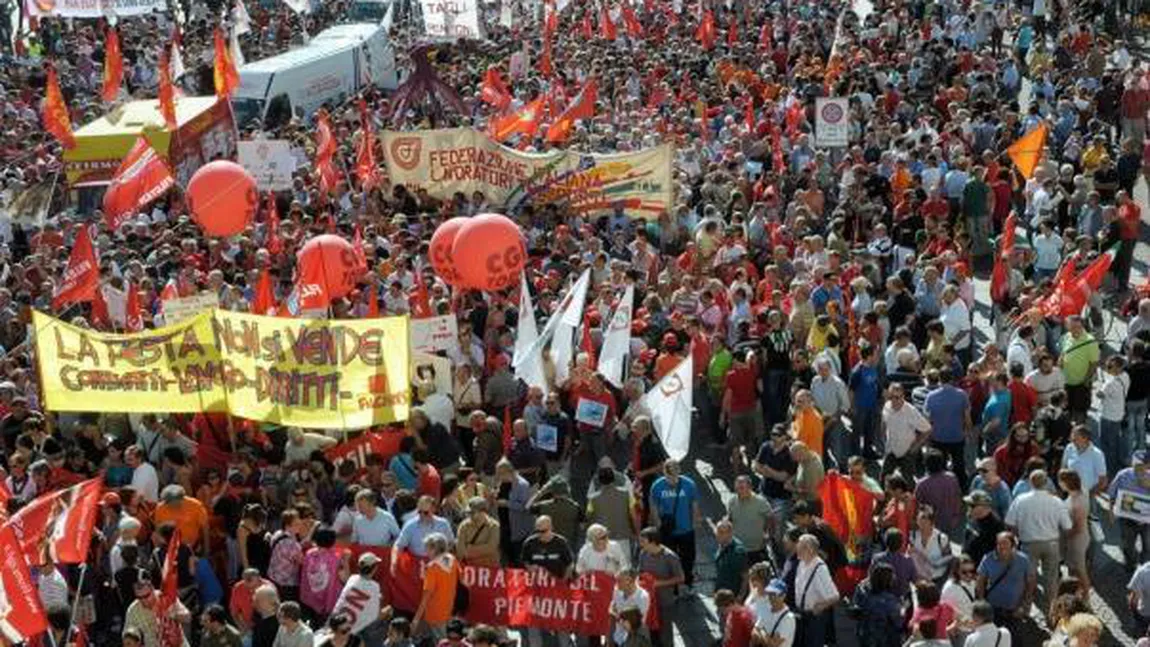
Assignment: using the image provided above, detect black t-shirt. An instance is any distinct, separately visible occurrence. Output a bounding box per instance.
[964,513,1005,566]
[1093,167,1119,202]
[636,435,668,478]
[421,423,462,469]
[1128,360,1150,402]
[760,330,793,371]
[754,441,796,500]
[520,533,573,578]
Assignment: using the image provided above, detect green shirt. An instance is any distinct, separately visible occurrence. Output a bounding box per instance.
[714,537,748,594]
[708,348,734,396]
[1060,332,1100,385]
[727,493,773,552]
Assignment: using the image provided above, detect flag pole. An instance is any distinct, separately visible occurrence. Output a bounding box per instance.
[62,562,89,647]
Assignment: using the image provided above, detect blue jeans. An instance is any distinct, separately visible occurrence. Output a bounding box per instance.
[853,406,881,456]
[1100,418,1125,477]
[1128,399,1148,453]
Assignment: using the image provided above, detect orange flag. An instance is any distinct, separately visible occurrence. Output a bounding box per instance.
[490,96,546,142]
[480,66,512,110]
[158,48,178,130]
[546,79,598,142]
[411,277,433,318]
[102,26,123,103]
[696,10,716,50]
[252,269,275,315]
[42,64,75,149]
[1007,122,1048,180]
[213,27,240,98]
[366,284,379,317]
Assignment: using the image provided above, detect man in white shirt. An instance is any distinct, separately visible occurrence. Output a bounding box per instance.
[1026,353,1066,405]
[333,553,386,641]
[791,534,839,647]
[881,383,931,480]
[964,601,1010,647]
[940,285,972,366]
[609,569,650,645]
[351,490,401,547]
[1005,326,1035,377]
[756,578,796,647]
[1004,470,1070,600]
[126,446,159,503]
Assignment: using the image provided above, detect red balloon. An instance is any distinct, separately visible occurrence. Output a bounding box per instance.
[297,235,359,300]
[186,160,257,237]
[451,213,525,293]
[429,217,468,286]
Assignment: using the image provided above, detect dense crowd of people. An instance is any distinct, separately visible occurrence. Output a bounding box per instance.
[0,0,1150,646]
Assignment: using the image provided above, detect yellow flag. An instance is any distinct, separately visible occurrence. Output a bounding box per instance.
[1007,122,1048,180]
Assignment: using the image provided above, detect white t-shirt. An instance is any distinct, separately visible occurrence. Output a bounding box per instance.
[1025,368,1066,405]
[131,463,160,503]
[577,541,630,576]
[941,580,976,623]
[794,558,838,611]
[940,299,972,350]
[1032,233,1063,271]
[883,401,931,459]
[333,575,382,635]
[755,606,796,647]
[964,623,1011,647]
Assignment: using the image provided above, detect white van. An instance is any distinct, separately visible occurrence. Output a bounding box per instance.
[232,23,399,127]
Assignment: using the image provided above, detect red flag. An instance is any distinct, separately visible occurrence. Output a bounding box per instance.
[816,471,876,593]
[158,48,178,130]
[353,223,369,273]
[758,20,773,50]
[990,212,1017,304]
[600,5,617,40]
[744,98,755,131]
[480,67,513,111]
[545,79,598,143]
[726,19,738,47]
[6,478,103,566]
[52,226,99,309]
[490,96,546,142]
[581,14,593,39]
[42,64,75,149]
[581,312,597,368]
[125,282,144,332]
[366,284,379,317]
[0,526,49,644]
[411,277,433,318]
[252,269,275,315]
[157,528,184,647]
[785,100,804,137]
[770,120,785,172]
[315,109,339,194]
[265,193,283,255]
[537,35,554,78]
[102,136,176,231]
[621,3,643,38]
[102,26,123,103]
[545,8,559,37]
[502,405,513,455]
[1041,248,1117,319]
[90,286,112,330]
[355,99,381,191]
[213,27,240,98]
[160,279,179,303]
[296,245,332,311]
[696,10,716,49]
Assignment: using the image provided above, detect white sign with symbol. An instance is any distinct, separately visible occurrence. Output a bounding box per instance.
[238,140,296,190]
[815,97,850,148]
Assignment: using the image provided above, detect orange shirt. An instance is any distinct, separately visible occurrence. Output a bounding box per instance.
[423,554,460,624]
[154,496,210,548]
[793,407,824,457]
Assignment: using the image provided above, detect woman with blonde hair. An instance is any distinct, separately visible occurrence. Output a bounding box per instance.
[1063,613,1103,647]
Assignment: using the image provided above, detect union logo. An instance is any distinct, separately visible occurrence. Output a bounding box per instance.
[389,137,422,171]
[659,373,684,398]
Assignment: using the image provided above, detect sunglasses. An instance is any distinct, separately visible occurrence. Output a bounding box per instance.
[961,569,976,575]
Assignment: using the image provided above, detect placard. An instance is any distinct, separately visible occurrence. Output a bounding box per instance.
[535,423,558,453]
[410,315,460,355]
[1115,489,1150,525]
[161,291,219,325]
[26,0,167,17]
[575,398,608,428]
[238,140,297,191]
[815,97,850,148]
[419,0,483,40]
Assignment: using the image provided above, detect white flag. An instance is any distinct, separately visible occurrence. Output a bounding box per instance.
[597,284,633,388]
[234,0,253,35]
[170,40,186,79]
[513,274,548,393]
[559,268,591,326]
[551,323,575,385]
[640,355,693,461]
[512,268,590,369]
[283,0,310,14]
[230,28,246,66]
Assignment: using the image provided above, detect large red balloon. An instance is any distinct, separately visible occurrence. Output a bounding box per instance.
[429,217,468,286]
[297,235,359,300]
[186,160,258,237]
[451,213,525,293]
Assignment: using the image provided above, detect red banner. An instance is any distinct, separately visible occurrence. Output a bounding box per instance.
[4,478,103,566]
[323,430,406,471]
[345,546,614,635]
[0,526,48,643]
[103,136,176,231]
[52,226,99,309]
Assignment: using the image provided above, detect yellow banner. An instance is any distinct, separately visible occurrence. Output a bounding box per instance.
[32,310,410,429]
[382,128,674,220]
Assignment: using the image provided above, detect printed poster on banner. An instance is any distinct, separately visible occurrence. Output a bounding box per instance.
[1115,489,1150,524]
[420,0,483,40]
[412,351,454,401]
[238,140,297,190]
[815,97,850,148]
[31,309,411,429]
[26,0,167,17]
[381,128,674,220]
[410,315,460,355]
[574,398,609,428]
[162,291,220,325]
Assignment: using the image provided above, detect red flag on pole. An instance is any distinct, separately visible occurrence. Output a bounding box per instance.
[581,14,594,39]
[265,193,283,255]
[355,99,381,191]
[1040,248,1117,319]
[990,212,1017,304]
[696,10,716,49]
[545,8,559,37]
[90,285,111,330]
[315,109,339,195]
[157,528,184,647]
[353,223,369,273]
[102,136,176,231]
[52,226,99,309]
[581,312,597,369]
[489,96,546,142]
[42,64,75,149]
[545,79,598,143]
[621,3,643,38]
[366,283,379,317]
[102,26,123,103]
[0,526,49,644]
[480,67,513,110]
[124,282,144,332]
[6,478,103,566]
[296,246,332,312]
[411,277,433,318]
[600,5,617,40]
[213,27,240,98]
[252,269,275,315]
[158,48,178,130]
